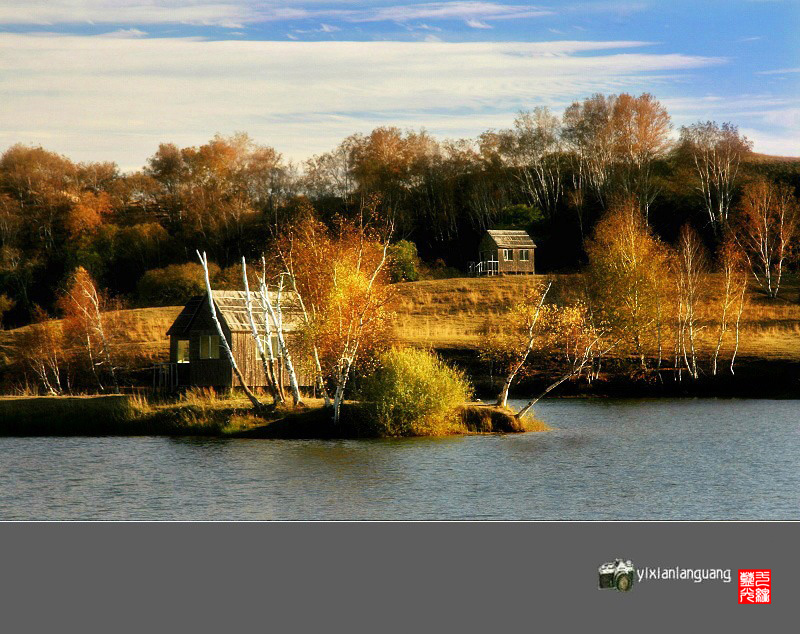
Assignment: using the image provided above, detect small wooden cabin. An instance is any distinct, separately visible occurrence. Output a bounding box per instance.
[473,229,536,276]
[159,290,310,391]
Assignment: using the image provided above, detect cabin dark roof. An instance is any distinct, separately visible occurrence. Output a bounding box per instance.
[486,229,537,249]
[166,290,301,336]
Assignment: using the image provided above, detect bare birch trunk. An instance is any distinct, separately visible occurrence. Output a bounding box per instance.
[197,251,263,409]
[730,282,747,374]
[332,356,355,426]
[515,337,614,420]
[34,359,56,395]
[257,265,286,403]
[84,332,104,391]
[261,271,303,407]
[96,318,119,394]
[241,257,282,404]
[712,271,733,376]
[515,370,578,420]
[496,282,551,408]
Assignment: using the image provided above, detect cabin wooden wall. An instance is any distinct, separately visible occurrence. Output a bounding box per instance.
[231,333,313,388]
[497,248,535,274]
[183,301,234,387]
[231,332,268,387]
[479,234,497,264]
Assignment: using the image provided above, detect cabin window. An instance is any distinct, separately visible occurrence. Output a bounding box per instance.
[176,339,190,363]
[199,334,220,359]
[503,249,513,261]
[519,249,530,262]
[259,335,282,357]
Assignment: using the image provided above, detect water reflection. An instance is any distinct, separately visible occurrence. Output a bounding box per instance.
[0,399,798,520]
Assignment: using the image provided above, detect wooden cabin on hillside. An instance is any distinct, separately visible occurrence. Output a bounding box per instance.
[157,290,311,391]
[470,229,536,276]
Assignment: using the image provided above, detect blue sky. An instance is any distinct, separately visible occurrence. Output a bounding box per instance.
[0,1,797,170]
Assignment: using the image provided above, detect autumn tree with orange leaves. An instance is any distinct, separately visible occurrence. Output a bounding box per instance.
[58,267,120,393]
[277,198,395,424]
[587,198,671,369]
[17,307,68,395]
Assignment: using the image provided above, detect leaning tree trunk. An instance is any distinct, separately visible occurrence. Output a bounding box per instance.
[242,257,282,404]
[515,336,614,420]
[515,370,579,420]
[261,272,303,407]
[197,251,263,409]
[496,282,551,408]
[257,270,286,403]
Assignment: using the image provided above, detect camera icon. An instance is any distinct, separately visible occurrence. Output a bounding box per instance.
[598,559,635,592]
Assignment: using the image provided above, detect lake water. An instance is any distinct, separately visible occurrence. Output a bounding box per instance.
[0,399,797,520]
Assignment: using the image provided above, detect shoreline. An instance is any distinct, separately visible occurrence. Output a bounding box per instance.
[0,396,547,439]
[439,351,800,401]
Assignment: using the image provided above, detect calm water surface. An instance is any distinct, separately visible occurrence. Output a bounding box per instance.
[0,399,797,520]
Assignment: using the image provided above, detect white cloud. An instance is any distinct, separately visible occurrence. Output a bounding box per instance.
[293,22,343,34]
[0,1,256,27]
[0,1,556,27]
[352,3,554,23]
[565,2,649,16]
[0,34,727,170]
[465,18,492,28]
[757,67,800,75]
[657,95,800,157]
[763,107,800,127]
[740,128,800,157]
[98,28,148,38]
[414,23,443,31]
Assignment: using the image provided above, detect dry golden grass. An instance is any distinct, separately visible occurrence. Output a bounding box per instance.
[390,275,577,349]
[1,274,798,374]
[391,273,800,360]
[0,305,181,369]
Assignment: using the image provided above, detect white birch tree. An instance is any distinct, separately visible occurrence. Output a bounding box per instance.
[197,250,263,409]
[678,122,752,236]
[675,225,707,379]
[61,267,119,394]
[484,281,552,409]
[241,256,283,404]
[260,267,303,407]
[735,179,799,299]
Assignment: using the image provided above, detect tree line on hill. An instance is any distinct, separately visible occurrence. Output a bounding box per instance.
[1,91,798,337]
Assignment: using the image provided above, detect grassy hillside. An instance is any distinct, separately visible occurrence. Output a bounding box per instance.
[392,275,800,361]
[0,305,181,372]
[1,275,799,385]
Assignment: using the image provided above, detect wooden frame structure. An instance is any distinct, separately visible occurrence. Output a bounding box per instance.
[160,290,310,391]
[470,230,536,276]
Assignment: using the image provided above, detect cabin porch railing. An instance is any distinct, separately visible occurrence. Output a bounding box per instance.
[469,260,500,276]
[153,362,179,392]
